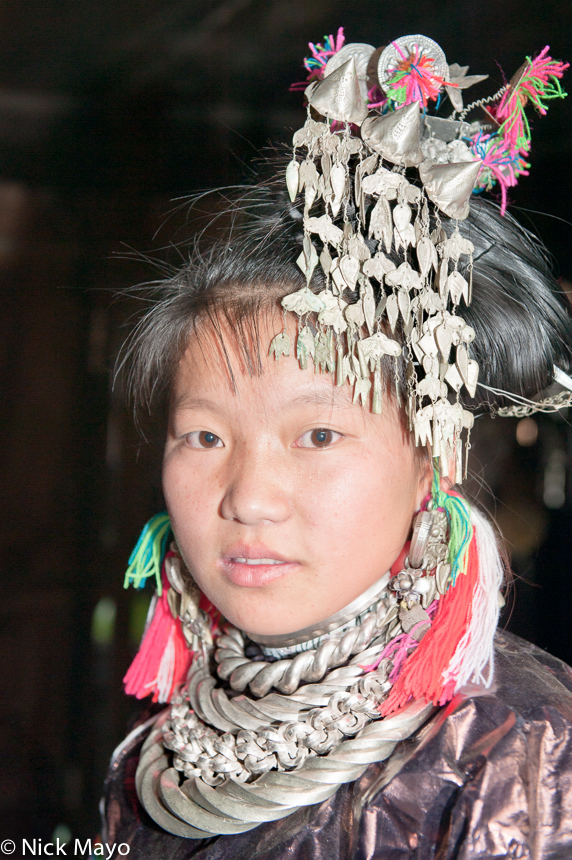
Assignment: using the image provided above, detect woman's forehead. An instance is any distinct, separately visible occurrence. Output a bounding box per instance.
[173,328,352,409]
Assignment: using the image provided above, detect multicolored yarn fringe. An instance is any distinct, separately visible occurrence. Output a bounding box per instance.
[474,46,568,212]
[293,31,567,213]
[124,565,193,703]
[304,27,345,80]
[361,599,439,676]
[379,498,503,715]
[289,27,346,91]
[431,468,473,588]
[490,47,569,155]
[384,40,454,108]
[123,512,171,596]
[469,131,530,215]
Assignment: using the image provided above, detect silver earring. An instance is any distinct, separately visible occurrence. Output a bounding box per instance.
[165,544,213,660]
[389,509,451,640]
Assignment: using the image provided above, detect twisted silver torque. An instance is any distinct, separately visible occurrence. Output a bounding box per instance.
[135,511,449,836]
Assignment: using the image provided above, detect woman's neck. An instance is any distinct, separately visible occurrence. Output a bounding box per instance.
[244,571,391,658]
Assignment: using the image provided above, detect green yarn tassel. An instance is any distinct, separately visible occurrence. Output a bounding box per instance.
[431,466,473,588]
[123,513,171,596]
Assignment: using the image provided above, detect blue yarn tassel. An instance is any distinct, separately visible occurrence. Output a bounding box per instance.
[123,513,171,596]
[431,467,473,588]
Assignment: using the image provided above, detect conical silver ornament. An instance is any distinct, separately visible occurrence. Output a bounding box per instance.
[308,58,368,124]
[324,42,376,101]
[419,159,482,220]
[361,102,423,167]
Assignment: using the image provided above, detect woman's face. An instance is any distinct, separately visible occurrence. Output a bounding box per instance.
[163,316,431,637]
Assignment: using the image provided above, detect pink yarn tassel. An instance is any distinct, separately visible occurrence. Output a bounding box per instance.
[123,570,193,703]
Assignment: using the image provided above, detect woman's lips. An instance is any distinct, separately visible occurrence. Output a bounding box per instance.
[220,547,300,587]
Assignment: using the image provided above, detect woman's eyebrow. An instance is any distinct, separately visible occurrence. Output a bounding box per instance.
[172,394,223,413]
[287,387,352,410]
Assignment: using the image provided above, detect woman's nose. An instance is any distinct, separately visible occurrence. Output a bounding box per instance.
[220,446,292,526]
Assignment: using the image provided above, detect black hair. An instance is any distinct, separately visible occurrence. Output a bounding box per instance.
[120,160,572,422]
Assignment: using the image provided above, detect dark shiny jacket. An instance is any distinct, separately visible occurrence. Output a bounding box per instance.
[103,632,572,859]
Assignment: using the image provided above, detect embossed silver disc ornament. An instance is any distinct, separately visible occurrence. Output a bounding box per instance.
[377,35,449,92]
[308,57,368,124]
[361,102,423,167]
[324,42,376,101]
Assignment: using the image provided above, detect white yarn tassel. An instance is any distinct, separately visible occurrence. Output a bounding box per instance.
[155,626,176,704]
[442,505,504,692]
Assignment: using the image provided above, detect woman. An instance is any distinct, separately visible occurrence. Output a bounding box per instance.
[103,32,572,859]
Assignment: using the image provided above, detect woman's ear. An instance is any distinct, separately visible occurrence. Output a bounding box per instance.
[415,451,433,510]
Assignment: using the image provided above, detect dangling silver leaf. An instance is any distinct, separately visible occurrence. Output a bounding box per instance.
[330,162,346,202]
[362,281,376,335]
[435,323,452,362]
[282,285,325,315]
[456,343,469,385]
[353,376,372,406]
[296,326,315,369]
[393,203,412,233]
[345,300,365,328]
[444,362,463,392]
[286,159,300,203]
[368,195,393,252]
[320,247,332,273]
[386,293,399,332]
[397,289,411,323]
[363,252,396,281]
[339,254,360,288]
[269,331,291,360]
[465,359,479,397]
[416,236,438,277]
[447,270,468,305]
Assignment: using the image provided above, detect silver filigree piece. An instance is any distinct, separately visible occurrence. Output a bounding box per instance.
[377,35,449,93]
[137,697,434,836]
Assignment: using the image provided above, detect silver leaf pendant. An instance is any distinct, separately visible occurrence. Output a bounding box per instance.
[393,203,412,233]
[398,289,411,323]
[447,271,469,305]
[386,293,399,333]
[330,162,346,202]
[296,326,315,369]
[456,343,469,385]
[353,376,372,406]
[416,236,438,277]
[362,281,376,335]
[269,331,291,361]
[435,323,453,362]
[286,159,300,203]
[339,254,360,288]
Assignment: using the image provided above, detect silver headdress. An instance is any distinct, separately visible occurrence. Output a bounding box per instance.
[276,32,569,482]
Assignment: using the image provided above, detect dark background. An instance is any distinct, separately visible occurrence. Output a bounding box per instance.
[0,0,571,847]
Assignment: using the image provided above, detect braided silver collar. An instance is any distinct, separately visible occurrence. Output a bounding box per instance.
[135,566,443,837]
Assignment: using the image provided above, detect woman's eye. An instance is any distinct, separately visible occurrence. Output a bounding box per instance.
[295,429,341,449]
[185,431,224,449]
